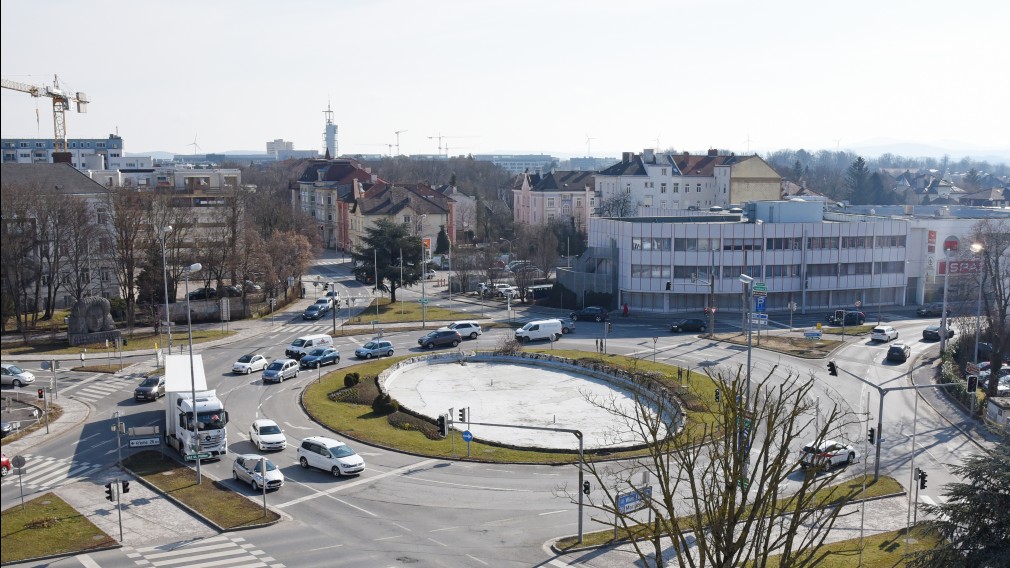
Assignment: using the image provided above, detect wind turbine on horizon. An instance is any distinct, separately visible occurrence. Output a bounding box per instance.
[188,134,201,154]
[585,134,596,157]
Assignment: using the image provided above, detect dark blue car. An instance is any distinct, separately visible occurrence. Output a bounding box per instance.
[299,348,340,369]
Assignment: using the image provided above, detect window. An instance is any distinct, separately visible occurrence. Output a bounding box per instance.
[807,236,840,250]
[673,183,679,193]
[631,264,672,278]
[660,183,667,193]
[808,263,838,277]
[661,168,667,175]
[875,235,907,247]
[631,237,671,251]
[696,183,702,193]
[625,183,631,194]
[547,198,555,207]
[403,215,411,224]
[644,196,653,206]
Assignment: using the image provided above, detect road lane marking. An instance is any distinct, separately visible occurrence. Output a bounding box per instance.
[428,537,448,547]
[275,458,437,508]
[402,475,533,492]
[374,534,403,541]
[920,495,937,506]
[539,509,568,516]
[307,544,344,552]
[466,554,489,565]
[76,555,102,568]
[429,525,462,533]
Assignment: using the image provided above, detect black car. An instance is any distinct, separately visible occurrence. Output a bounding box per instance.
[670,318,707,333]
[188,287,217,301]
[134,375,166,401]
[886,343,911,363]
[221,285,243,297]
[922,325,954,341]
[825,310,865,326]
[418,330,462,349]
[570,306,609,322]
[916,303,950,317]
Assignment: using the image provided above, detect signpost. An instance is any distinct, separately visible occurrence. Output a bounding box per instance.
[186,452,212,461]
[11,455,27,509]
[129,437,161,448]
[616,486,653,514]
[804,330,823,340]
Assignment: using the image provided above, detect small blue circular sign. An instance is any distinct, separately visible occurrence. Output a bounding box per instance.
[462,430,473,442]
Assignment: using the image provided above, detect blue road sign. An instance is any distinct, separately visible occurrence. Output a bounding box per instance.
[617,486,653,514]
[462,430,473,442]
[755,295,766,313]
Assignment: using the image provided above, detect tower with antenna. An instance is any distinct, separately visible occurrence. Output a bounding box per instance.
[322,101,338,158]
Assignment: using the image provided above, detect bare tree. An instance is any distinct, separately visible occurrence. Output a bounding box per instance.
[563,365,861,567]
[0,182,42,335]
[597,192,637,217]
[61,197,104,303]
[263,230,314,301]
[106,187,151,330]
[450,246,480,294]
[969,219,1010,397]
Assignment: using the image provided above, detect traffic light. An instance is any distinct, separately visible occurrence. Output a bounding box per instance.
[827,361,838,376]
[607,322,613,333]
[918,469,928,490]
[323,283,329,291]
[37,388,44,399]
[714,388,721,403]
[867,427,876,445]
[704,307,710,315]
[104,483,114,502]
[582,480,591,495]
[122,480,130,494]
[333,298,340,309]
[665,281,672,290]
[436,415,448,438]
[458,408,466,422]
[967,375,978,393]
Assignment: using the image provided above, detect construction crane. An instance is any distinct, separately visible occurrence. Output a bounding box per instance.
[1,74,89,158]
[427,133,475,157]
[394,130,407,156]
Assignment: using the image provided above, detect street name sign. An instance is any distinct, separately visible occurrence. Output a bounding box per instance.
[129,437,161,448]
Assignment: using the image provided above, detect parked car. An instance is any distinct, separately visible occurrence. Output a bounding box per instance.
[243,280,262,292]
[558,318,576,334]
[302,304,327,320]
[570,306,609,322]
[886,343,912,363]
[1,452,10,476]
[354,340,394,359]
[916,303,950,317]
[799,440,856,470]
[870,326,899,342]
[134,375,166,401]
[263,359,299,383]
[670,318,707,333]
[978,373,1010,396]
[1,423,13,440]
[188,287,217,301]
[233,353,269,374]
[221,285,243,297]
[1,363,35,387]
[249,419,286,451]
[232,454,284,491]
[418,329,462,349]
[922,325,954,341]
[300,348,340,369]
[296,436,365,477]
[440,321,482,339]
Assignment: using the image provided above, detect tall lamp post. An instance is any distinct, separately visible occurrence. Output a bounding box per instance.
[182,262,203,484]
[499,237,513,260]
[420,214,427,328]
[940,248,953,353]
[157,225,174,354]
[739,273,754,408]
[971,242,984,417]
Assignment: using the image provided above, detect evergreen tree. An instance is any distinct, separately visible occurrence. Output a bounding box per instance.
[350,219,421,302]
[845,157,870,203]
[435,225,450,254]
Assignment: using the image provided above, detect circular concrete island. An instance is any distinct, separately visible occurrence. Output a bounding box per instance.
[384,359,672,451]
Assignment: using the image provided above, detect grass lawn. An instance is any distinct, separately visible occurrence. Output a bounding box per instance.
[760,524,941,567]
[122,451,279,529]
[343,297,488,326]
[712,332,843,359]
[303,348,720,463]
[1,329,234,356]
[2,403,65,443]
[0,492,116,564]
[555,475,904,550]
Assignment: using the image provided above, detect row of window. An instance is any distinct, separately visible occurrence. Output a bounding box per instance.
[5,141,115,149]
[631,261,908,280]
[632,235,908,252]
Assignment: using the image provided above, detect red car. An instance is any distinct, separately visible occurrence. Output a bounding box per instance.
[1,453,11,477]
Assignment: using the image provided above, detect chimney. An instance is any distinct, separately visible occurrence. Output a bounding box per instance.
[623,152,634,163]
[708,148,718,157]
[643,149,655,163]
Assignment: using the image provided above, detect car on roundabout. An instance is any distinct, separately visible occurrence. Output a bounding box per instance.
[670,318,707,333]
[296,436,365,477]
[558,318,576,334]
[249,419,286,451]
[232,454,284,491]
[263,359,299,383]
[886,342,912,363]
[1,364,35,388]
[922,325,954,341]
[418,329,462,349]
[300,348,340,369]
[1,453,11,476]
[439,321,482,339]
[799,440,856,470]
[354,340,394,359]
[870,326,899,342]
[134,375,166,401]
[232,353,269,374]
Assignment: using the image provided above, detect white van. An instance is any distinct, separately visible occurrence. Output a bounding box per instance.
[285,334,334,360]
[514,319,563,343]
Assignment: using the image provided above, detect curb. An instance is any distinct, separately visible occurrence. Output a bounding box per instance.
[0,543,122,567]
[909,351,997,453]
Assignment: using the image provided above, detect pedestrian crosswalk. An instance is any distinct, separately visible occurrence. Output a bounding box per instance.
[61,374,137,403]
[0,453,104,492]
[124,535,286,568]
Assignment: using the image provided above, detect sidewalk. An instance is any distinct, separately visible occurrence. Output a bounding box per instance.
[911,350,1002,451]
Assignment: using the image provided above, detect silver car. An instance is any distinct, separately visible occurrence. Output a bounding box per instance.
[354,340,394,359]
[263,359,299,383]
[232,454,284,491]
[1,364,35,388]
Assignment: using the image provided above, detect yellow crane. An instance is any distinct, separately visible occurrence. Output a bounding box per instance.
[1,74,89,156]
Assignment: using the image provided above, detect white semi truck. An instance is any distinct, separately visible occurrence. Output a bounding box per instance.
[163,354,229,459]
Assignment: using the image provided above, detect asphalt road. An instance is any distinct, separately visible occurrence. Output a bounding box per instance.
[1,258,994,567]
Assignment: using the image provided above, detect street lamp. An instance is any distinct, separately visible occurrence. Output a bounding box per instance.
[182,262,203,484]
[940,248,953,352]
[420,215,427,329]
[739,273,754,410]
[499,237,513,259]
[157,225,173,355]
[971,242,984,417]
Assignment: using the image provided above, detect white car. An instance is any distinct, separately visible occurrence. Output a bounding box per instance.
[799,440,856,470]
[249,418,286,451]
[870,326,898,342]
[439,321,482,339]
[296,436,365,477]
[232,454,284,491]
[424,270,437,280]
[313,297,333,310]
[232,353,269,374]
[1,364,36,387]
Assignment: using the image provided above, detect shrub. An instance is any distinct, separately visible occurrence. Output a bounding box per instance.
[371,393,398,415]
[344,372,360,388]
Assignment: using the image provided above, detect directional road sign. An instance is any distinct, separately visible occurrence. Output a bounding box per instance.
[462,430,473,442]
[185,452,212,461]
[617,486,653,514]
[419,298,429,305]
[129,437,161,448]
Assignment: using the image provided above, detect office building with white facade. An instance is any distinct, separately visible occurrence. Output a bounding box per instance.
[1,134,152,170]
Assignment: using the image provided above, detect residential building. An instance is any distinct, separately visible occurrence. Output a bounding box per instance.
[293,159,383,251]
[350,183,455,258]
[595,149,781,214]
[512,170,594,231]
[434,184,477,243]
[1,134,152,170]
[266,139,294,157]
[473,154,557,175]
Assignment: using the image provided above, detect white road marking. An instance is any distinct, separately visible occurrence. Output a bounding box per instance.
[920,495,937,506]
[374,534,402,541]
[76,554,102,568]
[466,554,489,565]
[282,422,312,430]
[275,459,437,508]
[427,537,448,547]
[429,525,462,533]
[307,544,344,552]
[403,475,533,492]
[539,509,568,516]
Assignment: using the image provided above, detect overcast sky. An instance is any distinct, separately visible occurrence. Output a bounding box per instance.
[2,0,1007,160]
